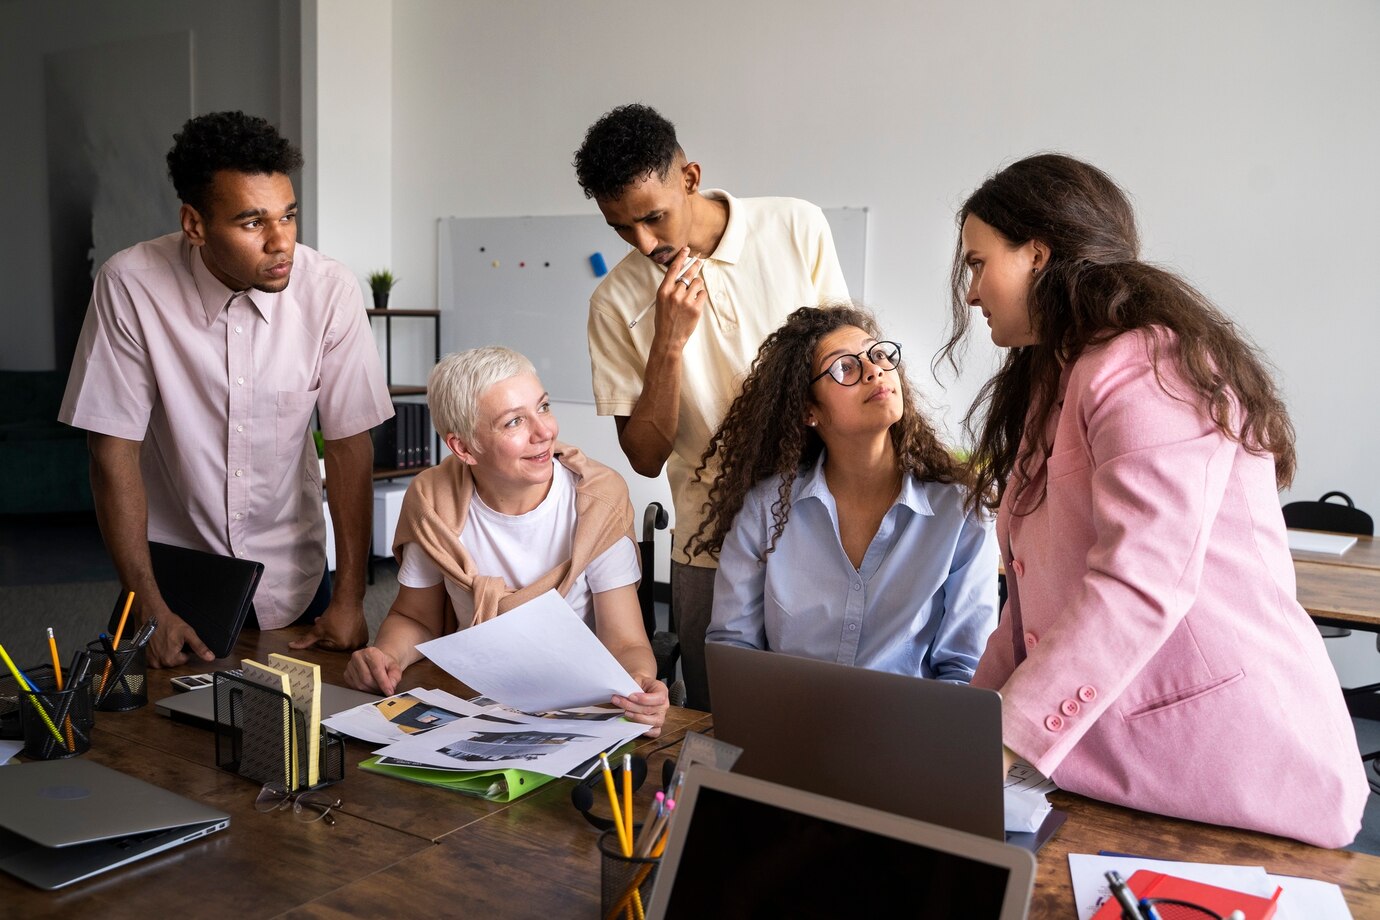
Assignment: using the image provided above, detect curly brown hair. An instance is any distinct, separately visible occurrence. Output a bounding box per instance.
[688,304,969,560]
[939,154,1296,515]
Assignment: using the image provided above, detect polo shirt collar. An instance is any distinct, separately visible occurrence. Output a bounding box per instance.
[795,450,935,517]
[702,189,743,266]
[186,238,276,325]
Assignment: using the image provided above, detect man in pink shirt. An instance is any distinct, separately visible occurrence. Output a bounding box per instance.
[60,111,393,667]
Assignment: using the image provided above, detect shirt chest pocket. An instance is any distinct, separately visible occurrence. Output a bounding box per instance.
[276,388,320,461]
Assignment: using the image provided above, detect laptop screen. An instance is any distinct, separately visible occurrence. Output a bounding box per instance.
[648,769,1033,920]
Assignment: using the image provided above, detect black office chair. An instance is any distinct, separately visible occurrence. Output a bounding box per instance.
[637,502,684,704]
[1282,491,1374,538]
[1282,492,1374,639]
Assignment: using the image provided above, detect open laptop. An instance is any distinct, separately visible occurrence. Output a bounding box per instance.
[645,765,1035,920]
[0,759,229,890]
[107,542,264,659]
[156,678,380,729]
[706,643,1066,852]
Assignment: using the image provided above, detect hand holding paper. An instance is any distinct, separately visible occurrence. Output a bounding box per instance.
[416,589,640,712]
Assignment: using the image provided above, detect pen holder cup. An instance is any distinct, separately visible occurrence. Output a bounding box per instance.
[598,827,660,920]
[0,663,57,740]
[19,671,94,760]
[87,639,148,712]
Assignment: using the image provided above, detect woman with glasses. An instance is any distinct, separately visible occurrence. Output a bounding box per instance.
[691,304,997,684]
[343,347,668,736]
[944,153,1366,847]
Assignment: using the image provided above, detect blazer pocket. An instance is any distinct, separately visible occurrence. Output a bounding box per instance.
[276,388,321,461]
[1120,669,1245,722]
[1046,446,1092,482]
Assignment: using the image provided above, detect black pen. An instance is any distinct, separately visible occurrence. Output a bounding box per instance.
[1104,871,1145,920]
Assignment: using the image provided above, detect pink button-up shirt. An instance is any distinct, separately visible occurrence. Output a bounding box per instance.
[59,233,393,628]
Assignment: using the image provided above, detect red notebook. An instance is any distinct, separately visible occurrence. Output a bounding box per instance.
[1091,869,1282,920]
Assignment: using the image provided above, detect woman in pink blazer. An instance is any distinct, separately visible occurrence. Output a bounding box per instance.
[942,153,1367,848]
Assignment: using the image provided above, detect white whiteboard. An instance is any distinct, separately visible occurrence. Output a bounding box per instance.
[438,207,867,403]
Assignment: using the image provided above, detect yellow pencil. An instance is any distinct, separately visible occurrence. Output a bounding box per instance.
[0,642,65,746]
[47,628,64,689]
[599,753,631,856]
[101,590,135,695]
[622,754,634,847]
[47,628,75,750]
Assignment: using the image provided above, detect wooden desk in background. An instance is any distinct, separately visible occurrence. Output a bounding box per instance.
[4,627,1380,919]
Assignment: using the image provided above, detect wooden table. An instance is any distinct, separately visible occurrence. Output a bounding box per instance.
[5,626,1380,918]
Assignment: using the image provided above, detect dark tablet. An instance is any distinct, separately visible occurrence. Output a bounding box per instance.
[107,542,263,659]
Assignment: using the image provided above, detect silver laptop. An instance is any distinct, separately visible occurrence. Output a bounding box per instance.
[706,643,1066,851]
[646,765,1035,920]
[0,759,229,890]
[156,679,380,729]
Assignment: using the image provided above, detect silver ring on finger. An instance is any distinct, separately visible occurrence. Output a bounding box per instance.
[678,277,692,288]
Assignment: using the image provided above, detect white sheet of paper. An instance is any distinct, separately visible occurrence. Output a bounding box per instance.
[1069,854,1351,920]
[1003,762,1055,832]
[372,713,646,778]
[1068,854,1272,920]
[416,589,641,711]
[1288,529,1358,555]
[0,739,21,765]
[1267,873,1355,920]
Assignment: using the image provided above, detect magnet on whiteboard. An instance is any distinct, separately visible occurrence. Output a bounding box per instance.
[589,252,608,277]
[492,260,500,268]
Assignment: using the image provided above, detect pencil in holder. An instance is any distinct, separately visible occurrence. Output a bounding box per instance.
[19,670,94,760]
[0,663,58,740]
[598,827,660,920]
[87,638,148,711]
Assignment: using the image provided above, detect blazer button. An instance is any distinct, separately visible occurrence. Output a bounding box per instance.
[1011,559,1026,578]
[1077,685,1097,703]
[1060,699,1080,717]
[1044,715,1064,732]
[1024,632,1038,649]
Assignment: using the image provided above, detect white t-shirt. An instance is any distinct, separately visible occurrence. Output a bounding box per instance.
[397,460,640,629]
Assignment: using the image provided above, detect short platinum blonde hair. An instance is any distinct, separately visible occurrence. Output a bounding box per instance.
[427,346,537,447]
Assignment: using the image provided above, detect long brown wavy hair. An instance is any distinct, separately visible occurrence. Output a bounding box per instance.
[688,303,969,560]
[938,154,1296,514]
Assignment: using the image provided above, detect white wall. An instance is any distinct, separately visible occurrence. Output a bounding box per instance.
[375,0,1380,599]
[302,0,393,289]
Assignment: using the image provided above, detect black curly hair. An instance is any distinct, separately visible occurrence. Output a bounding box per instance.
[573,104,682,201]
[166,111,304,214]
[688,304,971,560]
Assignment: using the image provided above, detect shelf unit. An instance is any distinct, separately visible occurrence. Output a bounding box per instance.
[367,308,440,481]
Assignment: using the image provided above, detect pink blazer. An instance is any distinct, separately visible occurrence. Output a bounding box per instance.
[972,330,1367,848]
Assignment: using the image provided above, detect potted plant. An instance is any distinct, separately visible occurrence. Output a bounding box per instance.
[368,269,398,310]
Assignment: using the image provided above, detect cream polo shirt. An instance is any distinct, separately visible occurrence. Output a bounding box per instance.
[587,191,848,567]
[59,232,394,628]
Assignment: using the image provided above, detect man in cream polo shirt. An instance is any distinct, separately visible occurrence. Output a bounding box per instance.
[576,104,847,710]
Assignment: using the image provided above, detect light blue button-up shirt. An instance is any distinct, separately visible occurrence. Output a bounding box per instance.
[707,452,999,682]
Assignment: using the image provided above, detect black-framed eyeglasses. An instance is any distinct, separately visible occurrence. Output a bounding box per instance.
[255,784,341,825]
[810,341,902,386]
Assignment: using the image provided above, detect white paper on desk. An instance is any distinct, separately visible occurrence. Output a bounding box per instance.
[1004,762,1056,832]
[322,688,484,745]
[1069,853,1352,920]
[372,712,646,778]
[0,739,21,765]
[1288,529,1358,555]
[1267,873,1354,920]
[416,589,640,712]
